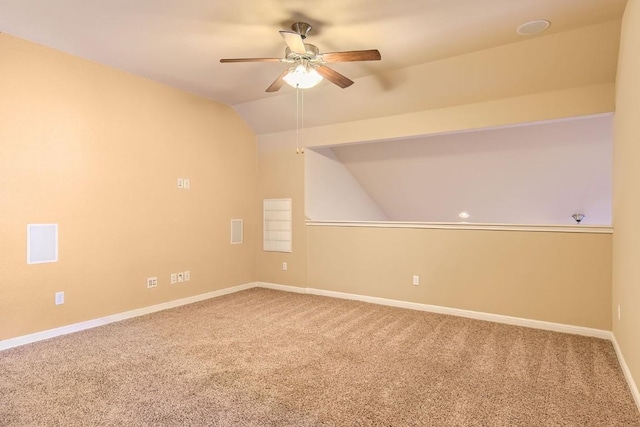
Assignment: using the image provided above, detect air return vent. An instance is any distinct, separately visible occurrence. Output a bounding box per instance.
[27,224,58,264]
[231,219,243,244]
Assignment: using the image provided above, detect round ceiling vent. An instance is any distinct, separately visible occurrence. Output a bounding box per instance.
[516,19,551,36]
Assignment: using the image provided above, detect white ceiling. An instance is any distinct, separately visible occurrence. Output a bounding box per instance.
[326,115,612,225]
[0,0,627,134]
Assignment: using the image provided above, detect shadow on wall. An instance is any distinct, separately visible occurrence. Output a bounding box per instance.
[305,114,612,225]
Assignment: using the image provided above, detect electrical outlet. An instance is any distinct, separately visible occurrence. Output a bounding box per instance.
[282,262,288,271]
[184,179,190,189]
[412,275,420,286]
[177,272,184,283]
[147,277,158,288]
[170,273,177,285]
[55,291,65,305]
[177,178,184,189]
[184,270,190,281]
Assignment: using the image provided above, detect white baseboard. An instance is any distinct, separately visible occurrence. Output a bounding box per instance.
[611,334,640,409]
[0,280,613,347]
[256,282,611,339]
[2,280,637,411]
[0,282,256,352]
[257,282,640,410]
[257,282,308,294]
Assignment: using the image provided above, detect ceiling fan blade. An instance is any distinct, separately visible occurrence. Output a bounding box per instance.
[266,69,291,92]
[321,49,381,62]
[220,58,281,63]
[280,31,306,54]
[315,65,354,88]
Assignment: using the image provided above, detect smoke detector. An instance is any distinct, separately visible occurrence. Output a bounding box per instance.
[517,19,551,36]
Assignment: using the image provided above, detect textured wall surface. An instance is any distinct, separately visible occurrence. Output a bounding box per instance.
[0,34,257,340]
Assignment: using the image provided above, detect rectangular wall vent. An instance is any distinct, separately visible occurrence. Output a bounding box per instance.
[27,224,58,264]
[231,219,243,244]
[263,198,292,253]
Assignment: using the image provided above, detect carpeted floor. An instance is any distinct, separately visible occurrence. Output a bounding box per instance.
[0,288,638,426]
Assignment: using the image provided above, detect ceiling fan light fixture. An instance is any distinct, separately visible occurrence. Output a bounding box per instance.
[283,63,323,89]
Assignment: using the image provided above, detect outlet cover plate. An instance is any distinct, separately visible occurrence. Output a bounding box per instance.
[55,291,65,305]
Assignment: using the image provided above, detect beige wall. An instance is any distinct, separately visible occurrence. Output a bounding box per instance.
[0,34,257,341]
[256,22,619,329]
[255,139,306,287]
[257,91,616,328]
[307,226,612,330]
[0,13,623,343]
[260,84,615,150]
[613,0,640,398]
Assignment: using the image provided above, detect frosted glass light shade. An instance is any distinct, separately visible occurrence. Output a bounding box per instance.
[283,64,323,89]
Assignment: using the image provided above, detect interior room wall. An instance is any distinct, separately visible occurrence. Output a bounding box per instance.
[255,138,306,287]
[0,34,257,341]
[256,20,620,328]
[259,84,615,151]
[329,115,612,224]
[306,226,612,330]
[613,0,640,401]
[305,147,388,221]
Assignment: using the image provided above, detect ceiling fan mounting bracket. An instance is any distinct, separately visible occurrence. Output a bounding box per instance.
[291,22,312,39]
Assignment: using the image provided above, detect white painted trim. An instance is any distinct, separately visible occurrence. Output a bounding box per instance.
[1,280,625,398]
[0,282,256,352]
[255,282,611,339]
[611,334,640,410]
[257,282,637,410]
[258,282,308,293]
[305,220,613,234]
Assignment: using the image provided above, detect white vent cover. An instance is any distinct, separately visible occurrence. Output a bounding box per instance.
[231,219,243,244]
[27,224,58,264]
[263,198,292,253]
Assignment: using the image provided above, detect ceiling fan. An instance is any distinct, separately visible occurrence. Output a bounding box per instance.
[220,22,381,92]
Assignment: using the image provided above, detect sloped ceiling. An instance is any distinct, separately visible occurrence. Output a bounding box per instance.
[326,115,612,225]
[0,0,627,134]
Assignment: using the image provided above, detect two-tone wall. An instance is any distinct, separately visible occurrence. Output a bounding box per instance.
[0,34,257,341]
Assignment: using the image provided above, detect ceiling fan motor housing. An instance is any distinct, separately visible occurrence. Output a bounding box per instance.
[285,44,319,61]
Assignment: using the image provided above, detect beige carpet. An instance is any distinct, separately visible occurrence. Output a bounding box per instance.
[1,288,638,426]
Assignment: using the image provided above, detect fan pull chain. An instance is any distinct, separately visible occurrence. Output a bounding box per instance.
[296,85,300,154]
[295,85,305,154]
[300,87,304,154]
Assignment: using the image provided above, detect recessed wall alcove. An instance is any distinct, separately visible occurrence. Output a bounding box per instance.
[305,114,612,225]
